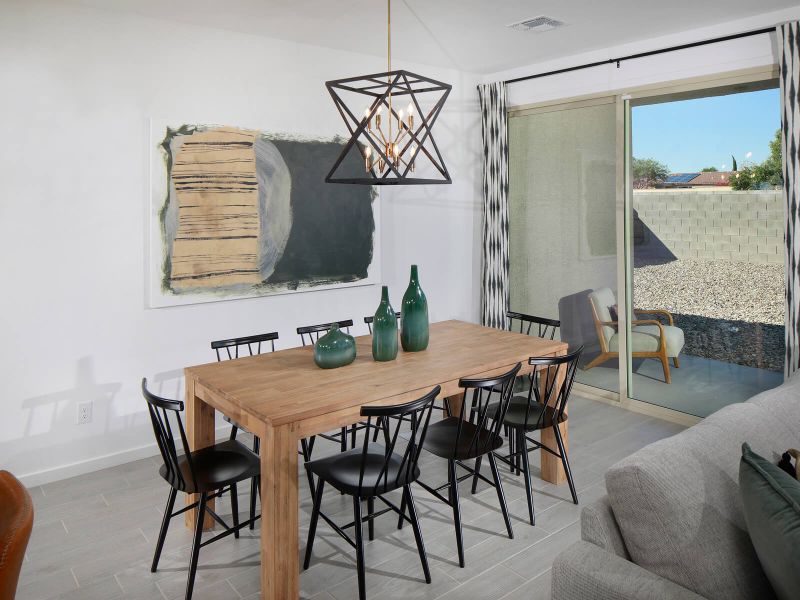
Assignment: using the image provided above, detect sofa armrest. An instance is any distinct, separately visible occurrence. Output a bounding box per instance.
[552,541,706,600]
[580,497,629,560]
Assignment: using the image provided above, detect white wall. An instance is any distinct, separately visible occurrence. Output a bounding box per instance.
[0,0,482,485]
[485,7,800,107]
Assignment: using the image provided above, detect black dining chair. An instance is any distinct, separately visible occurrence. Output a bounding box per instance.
[506,311,560,340]
[210,331,278,527]
[402,363,521,568]
[142,379,260,600]
[297,320,367,452]
[503,312,561,474]
[303,386,439,600]
[473,347,583,526]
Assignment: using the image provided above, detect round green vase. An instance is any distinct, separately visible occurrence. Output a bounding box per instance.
[372,286,398,361]
[313,323,356,369]
[400,265,429,352]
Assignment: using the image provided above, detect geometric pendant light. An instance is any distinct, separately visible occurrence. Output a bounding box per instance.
[325,0,452,185]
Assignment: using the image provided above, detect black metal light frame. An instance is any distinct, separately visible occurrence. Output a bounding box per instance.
[325,69,452,185]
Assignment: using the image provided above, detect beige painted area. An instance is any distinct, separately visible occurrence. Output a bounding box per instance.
[170,127,262,289]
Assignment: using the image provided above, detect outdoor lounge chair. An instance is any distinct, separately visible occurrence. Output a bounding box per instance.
[585,287,685,383]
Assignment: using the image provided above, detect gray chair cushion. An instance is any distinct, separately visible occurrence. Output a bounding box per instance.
[740,443,800,600]
[608,324,685,356]
[604,395,795,600]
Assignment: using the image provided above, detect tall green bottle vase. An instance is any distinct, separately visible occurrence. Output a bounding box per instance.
[372,286,398,361]
[400,265,429,352]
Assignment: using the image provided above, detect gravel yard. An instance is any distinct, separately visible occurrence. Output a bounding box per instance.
[633,258,785,371]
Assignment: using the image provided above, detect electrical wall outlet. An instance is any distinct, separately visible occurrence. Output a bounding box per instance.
[77,401,93,425]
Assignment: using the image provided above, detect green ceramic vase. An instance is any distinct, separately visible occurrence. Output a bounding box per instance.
[313,323,356,369]
[372,286,398,361]
[400,265,429,352]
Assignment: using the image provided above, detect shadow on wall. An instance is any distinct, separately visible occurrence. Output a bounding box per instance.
[0,357,182,479]
[558,289,601,368]
[632,209,677,265]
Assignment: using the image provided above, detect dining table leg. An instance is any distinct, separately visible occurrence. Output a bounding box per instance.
[540,361,568,485]
[260,422,299,600]
[184,376,215,530]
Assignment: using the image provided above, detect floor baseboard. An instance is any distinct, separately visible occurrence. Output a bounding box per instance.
[19,425,231,488]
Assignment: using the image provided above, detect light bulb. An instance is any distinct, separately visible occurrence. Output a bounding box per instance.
[407,102,414,116]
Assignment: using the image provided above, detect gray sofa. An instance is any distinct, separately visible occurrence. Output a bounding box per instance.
[552,374,800,600]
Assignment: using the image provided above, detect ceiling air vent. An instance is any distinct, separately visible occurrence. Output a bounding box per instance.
[507,16,564,33]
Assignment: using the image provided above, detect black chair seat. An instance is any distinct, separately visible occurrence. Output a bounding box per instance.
[159,439,260,494]
[422,417,503,460]
[307,446,419,497]
[488,396,568,430]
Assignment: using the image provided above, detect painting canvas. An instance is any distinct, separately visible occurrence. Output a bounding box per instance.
[148,121,379,307]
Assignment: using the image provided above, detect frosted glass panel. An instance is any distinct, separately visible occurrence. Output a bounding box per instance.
[508,102,619,392]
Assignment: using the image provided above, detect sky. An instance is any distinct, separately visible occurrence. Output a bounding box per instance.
[632,88,780,173]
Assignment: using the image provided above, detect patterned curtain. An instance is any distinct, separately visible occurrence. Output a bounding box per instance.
[479,82,510,329]
[780,22,800,378]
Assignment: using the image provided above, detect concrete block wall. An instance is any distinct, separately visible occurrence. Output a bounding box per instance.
[632,190,783,264]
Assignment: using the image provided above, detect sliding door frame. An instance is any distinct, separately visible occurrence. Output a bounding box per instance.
[508,65,779,427]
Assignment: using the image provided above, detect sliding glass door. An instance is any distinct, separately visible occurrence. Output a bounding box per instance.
[625,83,784,416]
[508,70,785,417]
[508,98,620,393]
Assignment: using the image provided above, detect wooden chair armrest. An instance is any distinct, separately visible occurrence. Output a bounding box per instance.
[634,309,674,326]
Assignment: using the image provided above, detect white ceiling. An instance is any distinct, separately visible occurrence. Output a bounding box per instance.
[76,0,797,73]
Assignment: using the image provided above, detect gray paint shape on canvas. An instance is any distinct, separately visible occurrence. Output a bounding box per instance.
[254,134,293,279]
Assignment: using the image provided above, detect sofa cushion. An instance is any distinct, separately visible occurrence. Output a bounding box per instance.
[604,396,796,600]
[740,443,800,600]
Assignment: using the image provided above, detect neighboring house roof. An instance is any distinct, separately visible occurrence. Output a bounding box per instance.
[660,171,732,187]
[689,171,732,186]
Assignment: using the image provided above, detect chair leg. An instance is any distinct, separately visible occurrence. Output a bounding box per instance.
[518,429,535,526]
[403,485,431,584]
[660,352,672,383]
[508,428,515,473]
[350,424,357,449]
[249,476,259,530]
[673,356,680,368]
[185,492,207,600]
[448,459,465,568]
[352,497,367,600]
[303,479,325,570]
[250,436,260,529]
[397,488,407,530]
[367,497,375,541]
[229,425,238,441]
[230,484,239,538]
[488,453,513,540]
[372,417,382,442]
[151,487,177,572]
[340,427,347,452]
[300,438,316,499]
[554,424,578,505]
[470,455,483,494]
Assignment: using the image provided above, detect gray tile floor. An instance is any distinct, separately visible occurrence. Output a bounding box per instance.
[576,354,782,417]
[18,397,685,600]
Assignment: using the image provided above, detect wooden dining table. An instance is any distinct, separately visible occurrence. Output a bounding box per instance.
[183,319,568,599]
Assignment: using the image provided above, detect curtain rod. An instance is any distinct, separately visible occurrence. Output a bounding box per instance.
[504,26,777,85]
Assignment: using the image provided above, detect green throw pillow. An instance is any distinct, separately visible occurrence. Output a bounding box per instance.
[739,443,800,600]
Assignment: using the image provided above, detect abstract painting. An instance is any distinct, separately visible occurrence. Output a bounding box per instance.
[149,122,378,307]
